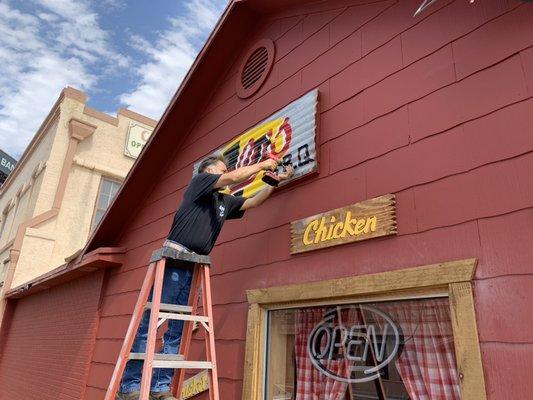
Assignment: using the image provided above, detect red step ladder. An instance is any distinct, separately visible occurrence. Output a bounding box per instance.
[104,247,219,400]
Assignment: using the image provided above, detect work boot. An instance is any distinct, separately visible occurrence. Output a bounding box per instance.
[115,391,140,400]
[149,391,177,400]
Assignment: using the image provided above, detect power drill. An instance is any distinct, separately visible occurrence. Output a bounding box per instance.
[261,153,283,187]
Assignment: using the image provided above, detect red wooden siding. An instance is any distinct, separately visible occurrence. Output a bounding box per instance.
[0,272,104,400]
[1,0,530,399]
[87,0,533,398]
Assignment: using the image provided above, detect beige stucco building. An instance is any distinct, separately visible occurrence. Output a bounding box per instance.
[0,87,156,292]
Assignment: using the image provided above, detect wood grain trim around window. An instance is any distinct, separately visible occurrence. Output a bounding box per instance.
[247,259,476,304]
[448,282,487,399]
[243,258,486,400]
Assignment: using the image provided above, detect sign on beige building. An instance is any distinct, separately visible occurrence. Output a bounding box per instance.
[124,121,154,159]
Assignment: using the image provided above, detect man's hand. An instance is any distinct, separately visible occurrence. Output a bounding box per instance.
[240,164,294,211]
[277,165,294,181]
[260,158,278,171]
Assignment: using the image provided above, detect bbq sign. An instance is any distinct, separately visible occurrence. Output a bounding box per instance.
[194,89,318,197]
[308,306,401,383]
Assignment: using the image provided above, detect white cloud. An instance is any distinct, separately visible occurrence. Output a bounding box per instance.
[37,12,59,22]
[119,0,227,119]
[0,0,227,158]
[36,0,129,68]
[0,0,127,159]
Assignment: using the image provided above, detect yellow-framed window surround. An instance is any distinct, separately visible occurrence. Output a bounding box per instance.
[243,258,486,400]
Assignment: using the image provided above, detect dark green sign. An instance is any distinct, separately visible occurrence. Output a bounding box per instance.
[0,149,17,176]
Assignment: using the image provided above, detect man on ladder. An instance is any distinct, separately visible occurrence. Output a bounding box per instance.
[116,153,294,400]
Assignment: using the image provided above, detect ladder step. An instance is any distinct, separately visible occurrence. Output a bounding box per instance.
[129,353,185,361]
[145,302,192,313]
[159,312,209,322]
[128,354,212,370]
[154,360,213,369]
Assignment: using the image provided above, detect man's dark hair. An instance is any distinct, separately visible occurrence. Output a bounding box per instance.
[197,153,227,173]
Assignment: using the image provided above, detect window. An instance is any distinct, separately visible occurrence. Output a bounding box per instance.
[244,259,486,400]
[0,214,7,245]
[266,298,458,400]
[92,177,121,231]
[0,201,15,246]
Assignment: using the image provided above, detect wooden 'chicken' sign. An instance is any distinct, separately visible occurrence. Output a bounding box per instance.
[290,194,397,254]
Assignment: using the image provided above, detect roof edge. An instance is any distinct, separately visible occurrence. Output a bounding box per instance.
[5,246,126,299]
[84,0,259,252]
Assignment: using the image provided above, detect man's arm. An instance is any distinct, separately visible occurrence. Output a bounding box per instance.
[240,165,295,210]
[240,186,275,210]
[214,159,277,189]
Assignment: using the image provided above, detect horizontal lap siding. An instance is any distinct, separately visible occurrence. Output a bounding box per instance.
[0,272,104,400]
[88,1,533,398]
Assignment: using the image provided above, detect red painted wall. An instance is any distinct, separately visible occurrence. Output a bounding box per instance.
[0,272,104,400]
[88,0,533,398]
[3,0,532,399]
[89,0,533,398]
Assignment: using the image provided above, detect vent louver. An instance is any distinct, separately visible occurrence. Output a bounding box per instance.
[237,39,275,99]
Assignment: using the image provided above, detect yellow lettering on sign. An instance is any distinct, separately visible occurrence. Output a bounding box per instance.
[303,220,318,245]
[341,211,355,237]
[314,217,328,244]
[354,218,366,234]
[302,212,379,246]
[332,222,343,239]
[365,216,377,233]
[180,371,209,400]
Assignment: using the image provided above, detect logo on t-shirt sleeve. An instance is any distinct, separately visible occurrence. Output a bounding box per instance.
[218,204,226,218]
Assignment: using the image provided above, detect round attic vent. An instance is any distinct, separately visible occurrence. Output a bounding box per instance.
[237,39,275,99]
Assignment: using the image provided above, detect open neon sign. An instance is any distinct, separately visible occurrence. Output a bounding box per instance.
[307,306,401,383]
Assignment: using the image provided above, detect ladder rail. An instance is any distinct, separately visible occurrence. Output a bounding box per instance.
[104,262,156,400]
[172,263,203,398]
[139,259,166,399]
[202,265,220,400]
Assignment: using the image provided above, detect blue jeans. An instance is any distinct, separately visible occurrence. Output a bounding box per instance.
[119,265,193,393]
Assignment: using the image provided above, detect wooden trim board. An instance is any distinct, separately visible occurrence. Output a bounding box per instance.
[449,282,487,400]
[247,258,476,304]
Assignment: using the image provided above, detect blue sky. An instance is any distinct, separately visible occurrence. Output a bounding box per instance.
[0,0,228,158]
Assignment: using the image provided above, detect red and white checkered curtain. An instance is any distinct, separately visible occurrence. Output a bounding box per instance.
[378,298,461,400]
[294,299,460,400]
[294,308,349,400]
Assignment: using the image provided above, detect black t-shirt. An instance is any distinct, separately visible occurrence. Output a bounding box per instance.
[167,173,246,255]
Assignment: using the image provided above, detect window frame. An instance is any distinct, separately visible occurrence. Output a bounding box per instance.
[243,258,486,400]
[90,176,122,232]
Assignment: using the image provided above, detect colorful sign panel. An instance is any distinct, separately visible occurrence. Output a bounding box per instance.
[194,89,318,197]
[180,370,209,399]
[124,122,154,159]
[291,194,397,254]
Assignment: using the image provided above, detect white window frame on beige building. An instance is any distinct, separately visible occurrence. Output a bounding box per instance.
[91,176,122,232]
[242,258,486,400]
[0,199,16,243]
[0,209,8,241]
